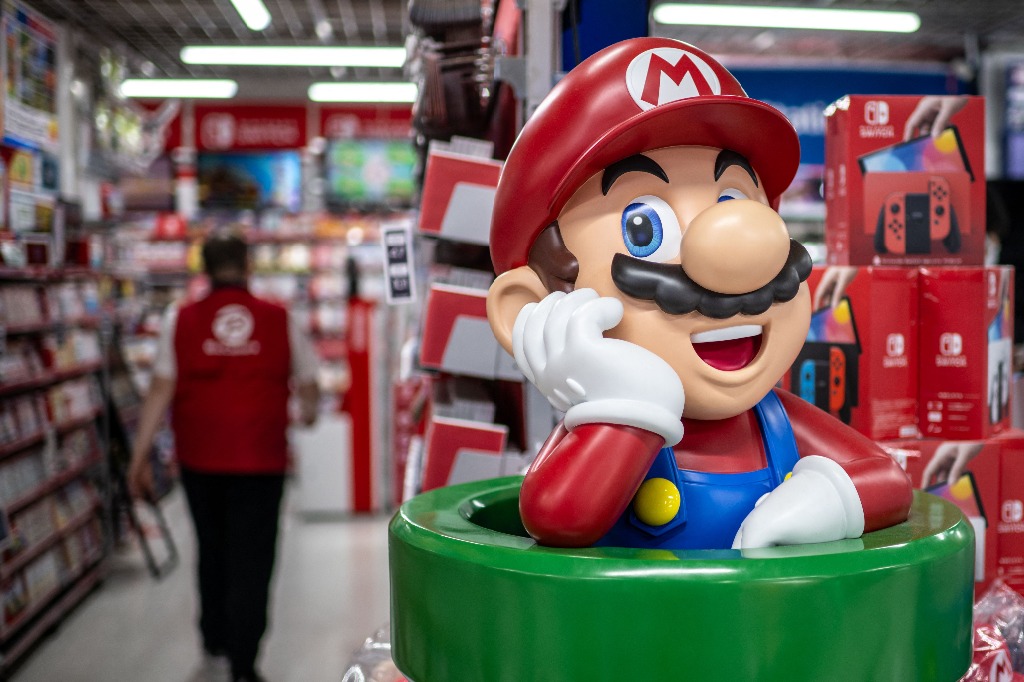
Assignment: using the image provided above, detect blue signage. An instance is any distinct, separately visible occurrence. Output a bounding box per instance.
[731,66,966,166]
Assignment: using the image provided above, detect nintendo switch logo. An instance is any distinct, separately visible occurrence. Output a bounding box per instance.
[864,101,890,125]
[989,271,998,297]
[200,113,236,150]
[939,333,963,356]
[1003,500,1024,524]
[886,334,905,357]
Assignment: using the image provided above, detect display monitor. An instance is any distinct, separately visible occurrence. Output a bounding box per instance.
[857,127,974,181]
[198,150,302,212]
[806,297,859,346]
[324,138,417,209]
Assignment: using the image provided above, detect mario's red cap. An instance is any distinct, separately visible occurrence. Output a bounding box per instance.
[489,38,801,275]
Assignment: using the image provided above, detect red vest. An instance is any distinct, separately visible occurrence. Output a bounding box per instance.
[172,287,292,473]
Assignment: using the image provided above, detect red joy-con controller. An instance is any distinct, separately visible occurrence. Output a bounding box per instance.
[829,346,846,414]
[874,176,960,254]
[881,197,906,254]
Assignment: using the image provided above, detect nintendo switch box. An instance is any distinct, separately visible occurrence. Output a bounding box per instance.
[919,267,1015,440]
[784,266,919,441]
[892,431,1024,596]
[824,95,985,266]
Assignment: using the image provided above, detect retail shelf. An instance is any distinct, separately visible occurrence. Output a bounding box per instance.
[53,408,103,436]
[0,431,46,462]
[0,267,99,282]
[0,361,104,398]
[5,317,103,335]
[252,270,314,276]
[2,558,103,663]
[51,361,104,382]
[5,451,103,515]
[1,500,102,582]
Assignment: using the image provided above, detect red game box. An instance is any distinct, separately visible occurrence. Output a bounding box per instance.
[894,431,1024,597]
[783,265,919,441]
[824,95,985,266]
[919,267,1014,440]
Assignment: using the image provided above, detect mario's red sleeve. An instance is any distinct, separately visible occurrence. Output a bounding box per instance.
[519,422,662,547]
[777,390,913,533]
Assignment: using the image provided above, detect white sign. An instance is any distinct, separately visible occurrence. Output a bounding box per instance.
[381,222,416,304]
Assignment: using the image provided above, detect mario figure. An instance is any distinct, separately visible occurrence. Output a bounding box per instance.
[486,38,913,550]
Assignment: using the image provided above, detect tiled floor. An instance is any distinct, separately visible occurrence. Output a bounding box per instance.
[13,486,393,682]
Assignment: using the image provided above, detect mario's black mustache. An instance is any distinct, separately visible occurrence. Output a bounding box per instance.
[611,240,812,320]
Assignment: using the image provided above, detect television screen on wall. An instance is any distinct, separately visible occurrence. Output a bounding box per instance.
[324,139,417,210]
[198,150,302,212]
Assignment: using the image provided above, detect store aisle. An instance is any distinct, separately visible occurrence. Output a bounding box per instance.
[14,485,393,682]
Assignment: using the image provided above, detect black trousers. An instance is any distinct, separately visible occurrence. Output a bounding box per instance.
[181,468,285,678]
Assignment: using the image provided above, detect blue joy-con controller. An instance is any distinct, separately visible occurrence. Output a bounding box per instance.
[800,359,816,403]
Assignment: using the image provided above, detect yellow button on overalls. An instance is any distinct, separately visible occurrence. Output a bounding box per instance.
[633,477,681,527]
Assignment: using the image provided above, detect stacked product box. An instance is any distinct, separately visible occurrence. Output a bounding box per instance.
[890,432,1024,596]
[824,94,986,267]
[918,266,1014,440]
[822,94,1024,596]
[411,139,555,496]
[782,266,919,441]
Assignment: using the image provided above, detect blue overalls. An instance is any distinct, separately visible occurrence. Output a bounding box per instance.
[597,391,800,550]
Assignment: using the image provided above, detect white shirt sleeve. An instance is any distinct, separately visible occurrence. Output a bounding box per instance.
[151,304,180,380]
[288,311,319,384]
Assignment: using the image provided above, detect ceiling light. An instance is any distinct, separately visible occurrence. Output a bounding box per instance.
[308,82,418,103]
[120,79,238,99]
[652,4,921,33]
[181,45,406,68]
[230,0,271,31]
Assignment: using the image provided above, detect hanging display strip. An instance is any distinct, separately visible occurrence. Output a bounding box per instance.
[1,0,59,151]
[390,478,974,682]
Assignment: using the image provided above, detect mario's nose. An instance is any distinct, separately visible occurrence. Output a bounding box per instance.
[680,200,791,295]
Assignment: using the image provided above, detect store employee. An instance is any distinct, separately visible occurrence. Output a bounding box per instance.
[129,231,320,682]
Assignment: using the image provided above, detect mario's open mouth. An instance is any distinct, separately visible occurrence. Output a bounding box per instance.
[691,325,763,371]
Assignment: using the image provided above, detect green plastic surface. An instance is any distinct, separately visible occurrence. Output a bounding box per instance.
[390,477,974,682]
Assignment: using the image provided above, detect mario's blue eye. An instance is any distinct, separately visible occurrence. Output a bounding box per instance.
[620,195,682,262]
[718,188,749,203]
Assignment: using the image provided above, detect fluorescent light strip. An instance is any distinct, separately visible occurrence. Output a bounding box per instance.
[120,79,238,99]
[652,4,921,33]
[308,82,417,103]
[181,45,406,68]
[230,0,271,31]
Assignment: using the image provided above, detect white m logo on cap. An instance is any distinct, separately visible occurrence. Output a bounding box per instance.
[626,48,722,111]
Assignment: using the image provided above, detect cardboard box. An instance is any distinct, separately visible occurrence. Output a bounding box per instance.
[417,149,502,246]
[894,431,1024,596]
[783,266,919,440]
[419,412,508,492]
[919,267,1014,440]
[824,95,985,266]
[418,283,522,381]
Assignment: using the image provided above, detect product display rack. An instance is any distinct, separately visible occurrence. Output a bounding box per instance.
[0,270,109,676]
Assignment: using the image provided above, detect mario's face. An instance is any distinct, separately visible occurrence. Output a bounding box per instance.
[488,144,811,420]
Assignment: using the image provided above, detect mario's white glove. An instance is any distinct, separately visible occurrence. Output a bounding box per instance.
[512,288,685,446]
[732,456,865,549]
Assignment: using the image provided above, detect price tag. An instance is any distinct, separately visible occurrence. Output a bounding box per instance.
[381,223,416,304]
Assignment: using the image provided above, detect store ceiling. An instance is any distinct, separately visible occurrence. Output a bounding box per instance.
[27,0,1024,83]
[652,0,1024,65]
[29,0,408,80]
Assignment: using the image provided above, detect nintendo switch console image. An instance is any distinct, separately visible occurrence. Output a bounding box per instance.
[873,176,962,255]
[792,298,861,424]
[857,126,975,181]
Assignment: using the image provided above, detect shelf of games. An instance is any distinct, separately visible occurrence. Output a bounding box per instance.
[0,271,108,673]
